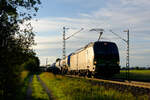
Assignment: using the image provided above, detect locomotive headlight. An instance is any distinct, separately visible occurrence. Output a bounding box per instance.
[94,61,97,64]
[117,61,120,65]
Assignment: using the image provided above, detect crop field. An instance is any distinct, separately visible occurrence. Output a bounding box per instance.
[113,70,150,81]
[39,72,149,100]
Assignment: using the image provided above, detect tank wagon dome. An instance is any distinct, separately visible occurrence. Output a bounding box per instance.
[56,58,61,62]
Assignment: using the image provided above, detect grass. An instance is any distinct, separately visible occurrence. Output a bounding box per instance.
[15,70,30,100]
[113,70,150,81]
[31,75,49,100]
[39,72,149,100]
[20,70,30,83]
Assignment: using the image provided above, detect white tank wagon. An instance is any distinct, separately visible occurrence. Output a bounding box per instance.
[49,58,62,74]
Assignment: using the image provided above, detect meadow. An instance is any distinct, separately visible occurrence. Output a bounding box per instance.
[113,70,150,81]
[31,75,49,100]
[39,72,149,100]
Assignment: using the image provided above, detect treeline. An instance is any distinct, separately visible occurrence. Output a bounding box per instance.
[22,56,40,72]
[121,67,150,70]
[0,0,41,100]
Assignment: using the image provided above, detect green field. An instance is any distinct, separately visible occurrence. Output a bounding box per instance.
[113,70,150,81]
[39,72,148,100]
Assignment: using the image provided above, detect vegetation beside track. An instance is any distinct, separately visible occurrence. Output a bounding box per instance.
[0,0,41,99]
[39,72,149,100]
[113,70,150,81]
[31,75,49,100]
[15,70,30,100]
[20,70,30,83]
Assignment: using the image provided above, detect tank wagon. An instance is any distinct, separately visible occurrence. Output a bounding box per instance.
[47,61,61,74]
[47,63,55,72]
[56,41,120,77]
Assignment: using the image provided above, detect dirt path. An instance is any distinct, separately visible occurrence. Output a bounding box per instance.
[37,75,56,100]
[26,75,33,100]
[26,74,55,100]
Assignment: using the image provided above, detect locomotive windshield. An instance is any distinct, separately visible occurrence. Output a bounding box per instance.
[94,42,119,60]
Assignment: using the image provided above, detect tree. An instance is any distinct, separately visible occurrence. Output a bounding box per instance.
[0,0,41,99]
[24,56,40,72]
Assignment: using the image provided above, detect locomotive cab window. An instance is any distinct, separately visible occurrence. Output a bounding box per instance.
[94,42,119,57]
[93,41,119,65]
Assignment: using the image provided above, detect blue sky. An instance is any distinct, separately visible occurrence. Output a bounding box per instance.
[31,0,150,67]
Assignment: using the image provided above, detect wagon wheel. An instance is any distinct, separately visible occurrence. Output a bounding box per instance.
[86,70,93,78]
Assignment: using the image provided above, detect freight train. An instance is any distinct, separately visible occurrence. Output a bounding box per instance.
[48,41,120,77]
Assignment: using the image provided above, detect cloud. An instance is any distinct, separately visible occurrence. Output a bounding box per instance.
[79,13,92,18]
[120,0,150,6]
[33,36,61,50]
[31,18,62,32]
[34,36,61,44]
[38,56,58,66]
[32,0,150,66]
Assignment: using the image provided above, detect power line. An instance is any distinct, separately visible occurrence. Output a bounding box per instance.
[65,28,83,40]
[110,29,130,81]
[62,27,83,61]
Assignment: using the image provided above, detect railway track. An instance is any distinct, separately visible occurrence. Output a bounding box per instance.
[66,75,150,96]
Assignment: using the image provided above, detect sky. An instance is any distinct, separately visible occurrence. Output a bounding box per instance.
[31,0,150,67]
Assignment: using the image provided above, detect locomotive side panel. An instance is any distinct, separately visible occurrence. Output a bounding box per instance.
[86,46,95,72]
[69,46,95,72]
[70,54,78,70]
[77,49,86,70]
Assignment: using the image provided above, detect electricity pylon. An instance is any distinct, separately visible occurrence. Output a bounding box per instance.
[110,29,130,81]
[62,27,83,61]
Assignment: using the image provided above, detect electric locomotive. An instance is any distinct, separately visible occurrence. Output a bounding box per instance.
[63,41,120,77]
[93,41,120,76]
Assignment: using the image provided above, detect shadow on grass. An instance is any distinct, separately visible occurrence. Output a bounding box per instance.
[31,97,49,100]
[15,71,31,100]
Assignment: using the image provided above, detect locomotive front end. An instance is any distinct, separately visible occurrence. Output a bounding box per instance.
[93,41,120,76]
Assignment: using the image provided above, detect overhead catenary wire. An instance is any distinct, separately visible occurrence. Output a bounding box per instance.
[109,29,130,81]
[109,30,127,42]
[65,28,84,40]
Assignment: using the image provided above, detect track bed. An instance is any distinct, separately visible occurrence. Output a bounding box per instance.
[66,75,150,96]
